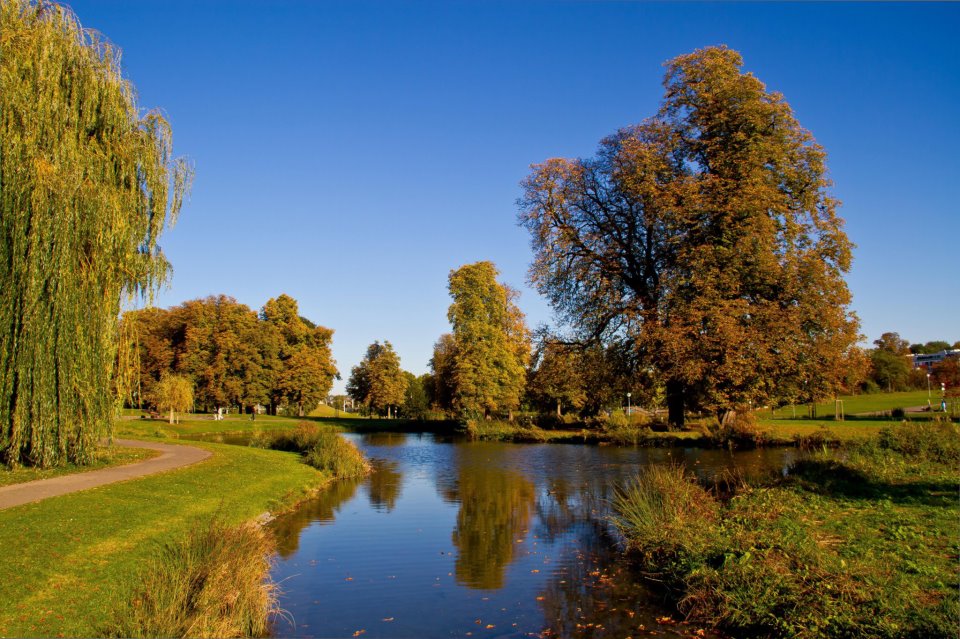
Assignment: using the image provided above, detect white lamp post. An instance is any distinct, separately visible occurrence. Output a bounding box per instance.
[627,392,632,416]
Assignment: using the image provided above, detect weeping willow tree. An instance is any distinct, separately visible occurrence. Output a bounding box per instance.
[0,0,191,467]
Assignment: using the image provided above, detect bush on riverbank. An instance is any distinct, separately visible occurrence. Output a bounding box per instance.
[613,423,960,638]
[109,517,277,638]
[252,423,370,478]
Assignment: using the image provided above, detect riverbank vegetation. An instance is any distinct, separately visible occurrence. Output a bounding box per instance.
[612,421,960,638]
[251,423,370,478]
[109,518,277,639]
[0,441,331,637]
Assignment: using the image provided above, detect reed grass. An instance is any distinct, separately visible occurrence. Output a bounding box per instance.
[109,517,277,638]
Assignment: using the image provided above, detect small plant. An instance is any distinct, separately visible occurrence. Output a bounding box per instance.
[710,410,769,449]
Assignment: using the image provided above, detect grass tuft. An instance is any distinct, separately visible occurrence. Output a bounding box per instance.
[108,517,278,638]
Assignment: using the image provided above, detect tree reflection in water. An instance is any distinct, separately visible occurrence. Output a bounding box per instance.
[365,460,402,512]
[443,448,536,590]
[269,477,362,558]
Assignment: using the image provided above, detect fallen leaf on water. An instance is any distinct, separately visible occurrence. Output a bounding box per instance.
[381,617,394,622]
[536,596,545,601]
[345,577,353,581]
[485,624,495,629]
[352,631,365,637]
[530,569,540,573]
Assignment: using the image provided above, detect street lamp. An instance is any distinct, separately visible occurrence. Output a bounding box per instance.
[626,392,632,417]
[927,373,932,409]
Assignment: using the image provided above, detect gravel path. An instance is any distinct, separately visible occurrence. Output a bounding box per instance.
[0,439,211,510]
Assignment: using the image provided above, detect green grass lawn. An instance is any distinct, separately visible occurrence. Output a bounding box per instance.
[0,445,158,487]
[115,413,306,438]
[0,441,331,637]
[767,390,936,419]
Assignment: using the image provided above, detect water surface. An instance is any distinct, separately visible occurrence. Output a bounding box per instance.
[267,434,796,638]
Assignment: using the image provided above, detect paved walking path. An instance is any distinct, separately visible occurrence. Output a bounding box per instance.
[0,439,211,510]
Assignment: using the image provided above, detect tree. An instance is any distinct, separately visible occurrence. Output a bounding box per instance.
[874,332,911,355]
[446,262,531,419]
[1,1,190,466]
[401,372,431,419]
[869,349,911,392]
[909,340,952,355]
[519,46,858,427]
[261,295,337,415]
[428,333,458,413]
[347,341,408,417]
[527,341,586,417]
[153,374,194,424]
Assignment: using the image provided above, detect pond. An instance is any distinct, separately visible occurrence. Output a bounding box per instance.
[261,433,798,638]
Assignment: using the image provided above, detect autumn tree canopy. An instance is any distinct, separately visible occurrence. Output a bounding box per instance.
[444,262,531,419]
[347,341,408,417]
[519,46,859,425]
[261,294,338,417]
[527,341,586,417]
[0,1,190,466]
[122,294,335,416]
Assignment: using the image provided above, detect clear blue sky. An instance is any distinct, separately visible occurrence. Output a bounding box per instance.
[69,1,959,391]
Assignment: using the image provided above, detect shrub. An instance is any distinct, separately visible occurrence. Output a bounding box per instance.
[302,431,370,478]
[877,419,960,464]
[252,422,369,479]
[793,427,841,451]
[710,411,769,449]
[110,517,277,638]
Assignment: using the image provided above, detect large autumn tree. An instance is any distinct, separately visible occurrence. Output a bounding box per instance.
[346,341,408,417]
[1,1,190,466]
[520,46,859,426]
[261,294,338,416]
[446,262,531,419]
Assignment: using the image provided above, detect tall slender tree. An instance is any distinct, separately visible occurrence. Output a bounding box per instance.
[447,262,531,419]
[1,1,190,466]
[520,46,859,426]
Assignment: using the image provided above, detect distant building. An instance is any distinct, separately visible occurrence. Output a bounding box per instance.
[911,349,960,370]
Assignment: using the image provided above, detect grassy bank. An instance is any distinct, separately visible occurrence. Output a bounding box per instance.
[115,413,306,438]
[0,444,157,487]
[252,422,370,478]
[613,421,960,638]
[0,440,333,637]
[461,416,902,448]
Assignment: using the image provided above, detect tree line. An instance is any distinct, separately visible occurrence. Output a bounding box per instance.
[121,294,337,417]
[867,332,959,394]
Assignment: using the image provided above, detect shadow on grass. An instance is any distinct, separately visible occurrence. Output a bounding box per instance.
[786,458,957,508]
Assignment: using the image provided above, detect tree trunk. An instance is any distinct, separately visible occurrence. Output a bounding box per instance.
[169,408,174,424]
[666,379,685,429]
[556,400,561,417]
[298,402,304,417]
